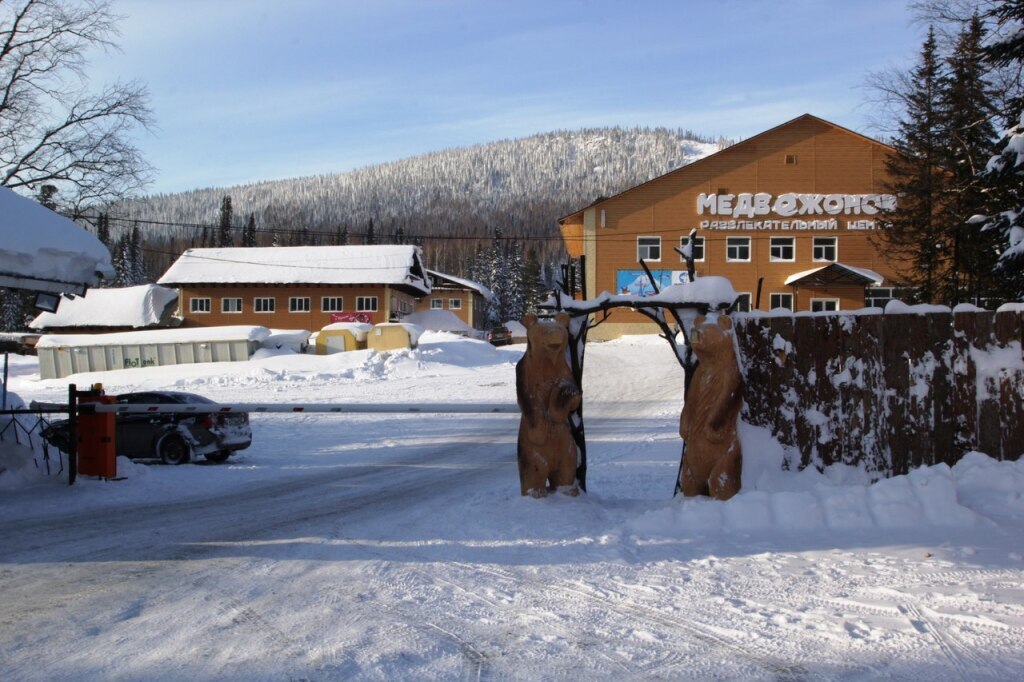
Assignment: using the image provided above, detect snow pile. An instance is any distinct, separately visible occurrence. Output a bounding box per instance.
[36,325,272,348]
[29,284,178,330]
[0,186,113,290]
[402,309,473,334]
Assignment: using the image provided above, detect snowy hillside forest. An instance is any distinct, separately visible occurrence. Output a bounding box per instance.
[106,127,726,279]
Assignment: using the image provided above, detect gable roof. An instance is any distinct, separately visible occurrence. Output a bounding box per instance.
[158,245,431,295]
[558,114,896,224]
[784,262,884,287]
[426,270,495,301]
[30,284,179,330]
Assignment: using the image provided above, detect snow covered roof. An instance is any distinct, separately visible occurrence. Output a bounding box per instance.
[29,284,178,330]
[158,245,431,295]
[426,270,495,301]
[36,325,271,348]
[784,263,884,287]
[0,187,114,295]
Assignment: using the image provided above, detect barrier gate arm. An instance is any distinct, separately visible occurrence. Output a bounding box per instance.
[75,402,521,415]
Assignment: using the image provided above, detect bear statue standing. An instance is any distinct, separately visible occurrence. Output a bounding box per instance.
[516,312,582,497]
[678,314,744,500]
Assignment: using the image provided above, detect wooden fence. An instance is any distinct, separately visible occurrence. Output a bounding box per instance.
[733,309,1024,477]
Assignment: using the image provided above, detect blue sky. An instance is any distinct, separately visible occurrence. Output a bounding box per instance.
[92,0,925,195]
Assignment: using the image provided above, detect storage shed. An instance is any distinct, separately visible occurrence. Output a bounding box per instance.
[366,323,423,352]
[36,326,271,379]
[312,322,372,354]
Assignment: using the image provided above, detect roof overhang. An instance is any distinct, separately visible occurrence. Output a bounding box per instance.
[784,263,884,287]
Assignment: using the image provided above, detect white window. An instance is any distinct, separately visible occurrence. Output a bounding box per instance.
[254,297,275,313]
[865,287,892,308]
[356,296,378,312]
[726,237,751,262]
[813,237,838,262]
[733,293,752,312]
[321,296,343,312]
[637,236,661,261]
[811,299,839,312]
[430,298,443,309]
[769,293,793,311]
[769,237,795,262]
[221,297,242,314]
[190,297,211,314]
[448,298,462,310]
[679,235,705,262]
[289,297,310,313]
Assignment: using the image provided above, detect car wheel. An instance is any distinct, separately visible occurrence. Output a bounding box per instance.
[159,435,191,465]
[204,450,231,463]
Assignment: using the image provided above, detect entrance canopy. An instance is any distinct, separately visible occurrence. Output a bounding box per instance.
[784,262,884,287]
[0,187,113,295]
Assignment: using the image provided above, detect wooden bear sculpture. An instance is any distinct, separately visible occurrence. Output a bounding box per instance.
[678,314,744,500]
[516,312,581,497]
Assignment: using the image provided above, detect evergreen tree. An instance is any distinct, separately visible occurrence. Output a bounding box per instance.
[365,218,376,245]
[0,289,27,332]
[339,224,350,245]
[111,235,130,287]
[243,213,257,247]
[36,184,59,211]
[129,223,146,284]
[96,212,111,247]
[395,225,406,244]
[941,14,1001,304]
[978,0,1024,299]
[522,249,547,314]
[875,28,951,304]
[218,195,234,247]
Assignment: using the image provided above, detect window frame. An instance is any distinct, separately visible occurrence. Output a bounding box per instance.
[190,297,211,314]
[679,235,705,262]
[221,297,242,314]
[810,298,840,313]
[733,292,752,313]
[448,298,462,310]
[356,296,378,312]
[254,296,276,314]
[288,296,311,313]
[726,236,751,262]
[769,292,793,311]
[321,296,344,313]
[637,236,662,262]
[769,236,796,262]
[430,298,443,310]
[812,236,838,262]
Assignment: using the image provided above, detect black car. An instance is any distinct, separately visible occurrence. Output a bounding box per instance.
[486,325,513,346]
[42,391,252,465]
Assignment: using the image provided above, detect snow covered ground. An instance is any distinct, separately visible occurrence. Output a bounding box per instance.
[1,333,1023,680]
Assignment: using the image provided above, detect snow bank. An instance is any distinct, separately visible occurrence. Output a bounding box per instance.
[29,284,178,330]
[403,309,473,334]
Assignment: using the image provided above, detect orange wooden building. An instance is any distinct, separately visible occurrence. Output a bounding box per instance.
[559,114,911,338]
[158,245,431,330]
[416,270,494,330]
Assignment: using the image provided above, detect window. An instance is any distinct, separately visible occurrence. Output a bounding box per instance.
[865,287,893,308]
[679,235,705,262]
[811,299,839,312]
[321,296,343,312]
[190,297,211,314]
[733,293,752,313]
[448,298,462,310]
[769,293,793,311]
[356,296,378,312]
[254,297,275,313]
[726,236,751,262]
[770,237,795,262]
[289,296,310,313]
[221,297,242,314]
[430,298,443,309]
[813,237,838,262]
[785,154,798,165]
[637,236,661,261]
[600,209,607,228]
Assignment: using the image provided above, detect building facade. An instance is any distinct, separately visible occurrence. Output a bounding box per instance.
[559,115,909,338]
[158,245,431,330]
[416,270,494,331]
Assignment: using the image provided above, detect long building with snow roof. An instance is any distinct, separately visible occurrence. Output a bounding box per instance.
[559,114,912,338]
[158,245,431,329]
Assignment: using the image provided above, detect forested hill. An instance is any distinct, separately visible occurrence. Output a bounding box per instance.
[113,127,727,277]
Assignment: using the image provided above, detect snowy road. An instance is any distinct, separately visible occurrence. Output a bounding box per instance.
[3,335,1024,679]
